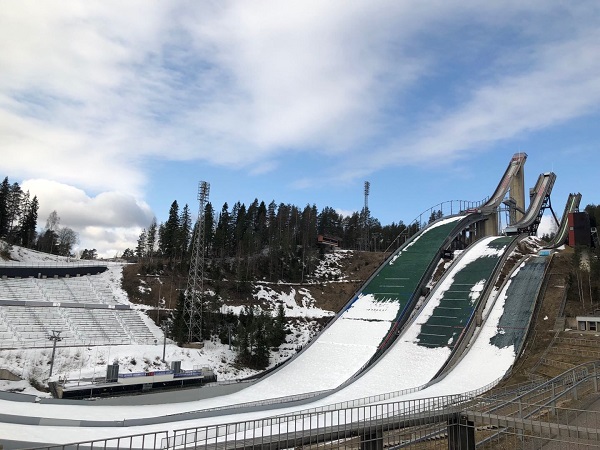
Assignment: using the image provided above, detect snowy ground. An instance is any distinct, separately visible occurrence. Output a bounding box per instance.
[0,237,540,446]
[0,242,351,396]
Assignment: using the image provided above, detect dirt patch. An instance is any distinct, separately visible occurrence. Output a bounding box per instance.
[122,251,389,323]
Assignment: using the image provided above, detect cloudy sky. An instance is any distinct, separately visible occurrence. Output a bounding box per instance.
[1,1,599,257]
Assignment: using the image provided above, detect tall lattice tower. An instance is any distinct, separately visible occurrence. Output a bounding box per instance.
[363,181,370,251]
[184,181,210,343]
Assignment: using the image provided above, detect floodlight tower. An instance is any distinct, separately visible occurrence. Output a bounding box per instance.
[184,181,210,343]
[363,181,370,251]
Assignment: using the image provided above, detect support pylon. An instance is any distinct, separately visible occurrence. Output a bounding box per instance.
[184,181,210,343]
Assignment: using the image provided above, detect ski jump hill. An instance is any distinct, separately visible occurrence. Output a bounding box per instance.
[0,152,582,449]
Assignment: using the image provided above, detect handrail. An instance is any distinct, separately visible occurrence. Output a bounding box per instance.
[384,198,488,253]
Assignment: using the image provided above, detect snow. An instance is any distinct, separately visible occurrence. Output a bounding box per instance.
[250,284,334,318]
[0,242,351,393]
[0,236,534,445]
[311,250,352,281]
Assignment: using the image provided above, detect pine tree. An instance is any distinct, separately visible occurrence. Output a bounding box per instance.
[203,202,215,255]
[161,200,180,263]
[136,229,147,258]
[172,291,187,344]
[146,218,158,261]
[270,303,287,347]
[178,204,192,262]
[253,323,270,369]
[0,177,9,238]
[19,195,38,248]
[213,203,230,258]
[6,182,23,242]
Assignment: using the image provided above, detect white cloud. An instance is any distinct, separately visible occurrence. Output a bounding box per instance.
[21,179,153,258]
[1,1,600,254]
[336,209,357,219]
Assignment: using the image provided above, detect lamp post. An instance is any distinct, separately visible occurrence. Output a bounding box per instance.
[162,320,169,363]
[48,330,62,378]
[226,323,234,350]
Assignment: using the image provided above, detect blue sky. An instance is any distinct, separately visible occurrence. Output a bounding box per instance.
[1,1,599,256]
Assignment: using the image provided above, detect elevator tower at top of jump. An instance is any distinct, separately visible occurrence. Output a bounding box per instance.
[479,152,527,236]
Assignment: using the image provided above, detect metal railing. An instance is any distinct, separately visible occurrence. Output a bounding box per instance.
[384,198,488,253]
[26,362,600,449]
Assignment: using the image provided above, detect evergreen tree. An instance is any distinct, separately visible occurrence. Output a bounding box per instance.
[318,206,343,238]
[80,248,98,259]
[0,177,9,238]
[253,322,270,369]
[213,203,230,258]
[136,229,147,258]
[122,248,135,260]
[172,291,187,344]
[203,202,215,255]
[37,229,57,254]
[161,200,180,262]
[19,195,38,247]
[146,218,158,260]
[270,303,287,347]
[6,182,23,242]
[178,203,192,262]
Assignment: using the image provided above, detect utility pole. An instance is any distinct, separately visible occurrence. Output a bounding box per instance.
[363,181,370,251]
[162,321,169,363]
[48,330,62,378]
[226,323,234,350]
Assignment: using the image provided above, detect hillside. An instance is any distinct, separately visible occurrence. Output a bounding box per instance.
[1,239,596,400]
[0,244,387,395]
[120,250,387,323]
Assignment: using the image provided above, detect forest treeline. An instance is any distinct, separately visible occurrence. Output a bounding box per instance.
[131,199,421,283]
[131,198,421,368]
[0,177,78,256]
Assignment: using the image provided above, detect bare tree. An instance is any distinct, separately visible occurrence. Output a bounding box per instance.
[56,226,79,257]
[46,210,60,232]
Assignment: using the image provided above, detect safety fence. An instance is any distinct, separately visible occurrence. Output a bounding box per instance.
[27,361,600,449]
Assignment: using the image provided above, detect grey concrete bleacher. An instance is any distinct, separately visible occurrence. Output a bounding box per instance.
[0,278,43,302]
[0,305,159,348]
[0,306,75,346]
[118,310,158,344]
[0,275,122,305]
[0,272,160,349]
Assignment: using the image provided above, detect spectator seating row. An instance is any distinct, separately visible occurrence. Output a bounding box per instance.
[0,276,119,305]
[0,306,159,349]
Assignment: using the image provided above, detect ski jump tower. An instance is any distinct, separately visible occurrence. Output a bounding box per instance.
[480,152,527,236]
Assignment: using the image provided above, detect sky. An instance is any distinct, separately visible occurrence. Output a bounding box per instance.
[1,1,599,257]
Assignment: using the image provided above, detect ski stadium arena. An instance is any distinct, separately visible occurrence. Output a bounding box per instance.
[1,153,600,450]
